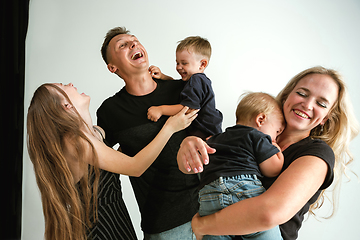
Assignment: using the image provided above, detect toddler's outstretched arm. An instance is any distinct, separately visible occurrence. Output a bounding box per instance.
[147,104,185,122]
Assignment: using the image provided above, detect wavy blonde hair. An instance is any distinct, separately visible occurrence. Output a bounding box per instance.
[27,84,100,240]
[276,66,359,217]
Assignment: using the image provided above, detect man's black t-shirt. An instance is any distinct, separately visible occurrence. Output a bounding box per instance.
[97,79,200,234]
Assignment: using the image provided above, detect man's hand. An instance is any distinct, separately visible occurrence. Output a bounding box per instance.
[177,136,216,174]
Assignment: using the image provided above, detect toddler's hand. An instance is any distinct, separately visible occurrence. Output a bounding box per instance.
[147,106,163,122]
[149,65,162,79]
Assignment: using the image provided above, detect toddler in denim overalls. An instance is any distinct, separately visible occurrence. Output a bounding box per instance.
[199,92,285,240]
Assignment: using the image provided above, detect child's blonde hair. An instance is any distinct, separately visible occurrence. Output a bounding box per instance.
[236,92,283,125]
[176,36,212,60]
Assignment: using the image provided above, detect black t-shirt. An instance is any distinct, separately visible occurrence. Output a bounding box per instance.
[199,125,279,189]
[180,73,223,139]
[96,79,200,234]
[262,136,335,240]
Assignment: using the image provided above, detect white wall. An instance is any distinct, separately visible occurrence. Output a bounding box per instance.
[23,0,360,239]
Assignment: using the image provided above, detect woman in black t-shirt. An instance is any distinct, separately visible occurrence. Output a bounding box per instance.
[177,66,359,240]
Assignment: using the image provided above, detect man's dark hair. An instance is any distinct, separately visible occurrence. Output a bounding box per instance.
[101,27,130,64]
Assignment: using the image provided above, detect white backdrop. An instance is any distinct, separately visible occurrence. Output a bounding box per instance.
[23,0,360,239]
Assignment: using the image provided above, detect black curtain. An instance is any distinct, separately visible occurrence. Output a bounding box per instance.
[1,0,29,239]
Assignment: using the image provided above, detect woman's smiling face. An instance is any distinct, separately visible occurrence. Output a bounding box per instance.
[282,73,339,134]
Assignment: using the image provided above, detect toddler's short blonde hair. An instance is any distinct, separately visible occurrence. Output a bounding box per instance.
[176,36,211,60]
[236,92,283,125]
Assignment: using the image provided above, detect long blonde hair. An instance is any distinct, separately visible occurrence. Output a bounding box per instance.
[27,83,100,240]
[276,66,359,217]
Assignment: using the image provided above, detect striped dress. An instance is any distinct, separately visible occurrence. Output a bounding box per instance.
[87,126,137,240]
[87,170,138,240]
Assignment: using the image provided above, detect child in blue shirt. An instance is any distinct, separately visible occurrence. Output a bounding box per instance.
[199,92,285,240]
[148,36,223,140]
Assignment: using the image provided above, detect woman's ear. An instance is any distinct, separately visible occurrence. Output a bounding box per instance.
[255,113,266,127]
[63,102,72,110]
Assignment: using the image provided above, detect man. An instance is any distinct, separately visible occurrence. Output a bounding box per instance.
[97,27,199,239]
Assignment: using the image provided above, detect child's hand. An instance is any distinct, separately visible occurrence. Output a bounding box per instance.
[147,106,163,122]
[149,65,162,79]
[164,106,198,133]
[149,65,174,80]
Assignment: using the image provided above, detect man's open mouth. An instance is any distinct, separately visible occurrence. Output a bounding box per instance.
[131,52,143,60]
